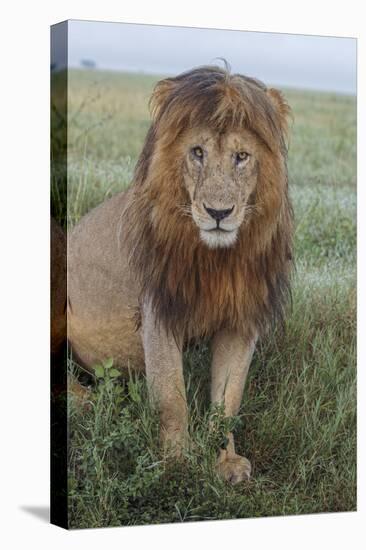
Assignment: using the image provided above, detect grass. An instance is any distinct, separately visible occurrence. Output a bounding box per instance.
[61,69,356,528]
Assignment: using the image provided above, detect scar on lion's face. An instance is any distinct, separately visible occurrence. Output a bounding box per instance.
[180,127,260,249]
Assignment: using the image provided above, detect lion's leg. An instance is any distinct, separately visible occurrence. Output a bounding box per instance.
[211,329,257,484]
[141,301,188,455]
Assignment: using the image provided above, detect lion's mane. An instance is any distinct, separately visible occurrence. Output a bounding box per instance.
[125,65,294,341]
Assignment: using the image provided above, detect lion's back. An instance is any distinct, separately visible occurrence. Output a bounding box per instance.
[68,189,144,370]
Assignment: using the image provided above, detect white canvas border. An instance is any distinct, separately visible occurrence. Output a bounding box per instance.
[0,1,363,548]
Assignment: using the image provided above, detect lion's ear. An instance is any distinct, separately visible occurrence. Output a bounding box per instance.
[149,78,178,121]
[267,88,292,142]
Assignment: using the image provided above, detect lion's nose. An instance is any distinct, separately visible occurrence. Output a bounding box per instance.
[203,204,234,222]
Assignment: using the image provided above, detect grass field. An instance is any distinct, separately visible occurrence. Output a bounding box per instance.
[61,69,356,528]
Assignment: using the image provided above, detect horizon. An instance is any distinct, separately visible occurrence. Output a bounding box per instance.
[63,65,356,97]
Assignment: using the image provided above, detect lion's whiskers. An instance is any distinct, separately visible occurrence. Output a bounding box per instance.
[243,201,261,218]
[177,204,193,219]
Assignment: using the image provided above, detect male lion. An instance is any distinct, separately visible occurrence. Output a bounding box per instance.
[68,65,293,484]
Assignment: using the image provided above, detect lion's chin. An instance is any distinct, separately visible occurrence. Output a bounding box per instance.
[200,228,238,249]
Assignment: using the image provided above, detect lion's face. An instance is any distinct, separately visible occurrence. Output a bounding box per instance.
[181,127,260,248]
[129,65,293,341]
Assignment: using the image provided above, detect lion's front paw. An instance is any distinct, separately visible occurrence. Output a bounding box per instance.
[161,427,190,458]
[216,450,251,484]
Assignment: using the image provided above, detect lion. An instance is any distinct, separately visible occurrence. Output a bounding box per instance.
[51,218,66,357]
[68,65,293,484]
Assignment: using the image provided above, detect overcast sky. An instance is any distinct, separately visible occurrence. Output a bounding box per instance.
[58,20,356,94]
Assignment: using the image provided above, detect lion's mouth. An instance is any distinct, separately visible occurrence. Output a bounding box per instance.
[208,227,233,233]
[200,226,238,249]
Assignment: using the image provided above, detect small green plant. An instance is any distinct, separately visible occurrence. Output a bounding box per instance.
[94,357,121,381]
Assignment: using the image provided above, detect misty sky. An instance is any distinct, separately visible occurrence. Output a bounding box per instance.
[60,20,356,94]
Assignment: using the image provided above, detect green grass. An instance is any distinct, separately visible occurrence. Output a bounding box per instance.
[63,69,356,528]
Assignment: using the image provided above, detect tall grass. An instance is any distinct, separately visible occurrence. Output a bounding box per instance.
[64,69,356,528]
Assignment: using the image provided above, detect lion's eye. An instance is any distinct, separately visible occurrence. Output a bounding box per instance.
[235,151,249,164]
[192,146,204,160]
